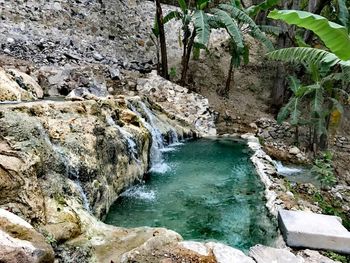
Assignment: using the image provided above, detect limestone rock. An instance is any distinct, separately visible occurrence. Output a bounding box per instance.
[137,72,217,136]
[6,68,44,99]
[278,209,350,254]
[179,241,209,256]
[0,68,39,101]
[206,242,255,263]
[249,244,304,263]
[289,146,301,155]
[0,209,54,263]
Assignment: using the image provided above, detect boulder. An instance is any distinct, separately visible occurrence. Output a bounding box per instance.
[0,209,54,263]
[206,242,255,263]
[249,244,304,263]
[289,146,301,155]
[6,68,44,99]
[0,68,38,101]
[278,209,350,254]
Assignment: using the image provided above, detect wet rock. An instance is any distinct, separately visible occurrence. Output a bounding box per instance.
[137,71,217,136]
[0,209,54,263]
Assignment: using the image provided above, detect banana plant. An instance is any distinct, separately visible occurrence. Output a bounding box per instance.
[266,9,350,150]
[211,2,274,97]
[159,0,211,85]
[277,76,306,143]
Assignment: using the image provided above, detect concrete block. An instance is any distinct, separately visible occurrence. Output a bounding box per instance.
[278,209,350,254]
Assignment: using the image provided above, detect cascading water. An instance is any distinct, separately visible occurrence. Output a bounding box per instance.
[127,100,173,173]
[273,160,320,186]
[105,116,140,164]
[51,144,91,212]
[35,123,91,211]
[273,160,303,176]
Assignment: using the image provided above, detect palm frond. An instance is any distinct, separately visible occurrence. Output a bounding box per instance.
[267,47,342,66]
[268,10,350,60]
[212,8,244,49]
[219,4,274,51]
[193,10,211,46]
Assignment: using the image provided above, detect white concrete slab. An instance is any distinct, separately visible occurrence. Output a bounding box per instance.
[278,209,350,254]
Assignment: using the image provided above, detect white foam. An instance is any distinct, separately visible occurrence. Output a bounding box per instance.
[121,185,156,201]
[149,162,170,174]
[274,161,302,176]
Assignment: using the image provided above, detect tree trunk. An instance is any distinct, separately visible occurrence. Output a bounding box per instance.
[155,0,169,80]
[294,126,299,145]
[180,29,196,86]
[304,0,330,43]
[270,0,299,114]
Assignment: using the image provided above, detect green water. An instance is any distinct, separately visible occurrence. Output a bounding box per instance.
[105,138,277,251]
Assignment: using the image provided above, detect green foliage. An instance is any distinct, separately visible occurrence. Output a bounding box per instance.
[267,10,350,60]
[277,76,304,126]
[211,8,243,49]
[193,10,211,46]
[267,47,349,67]
[170,67,177,78]
[311,151,337,187]
[246,0,280,18]
[324,251,350,263]
[337,0,350,29]
[219,4,274,51]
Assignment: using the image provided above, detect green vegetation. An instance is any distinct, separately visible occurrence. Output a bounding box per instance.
[152,0,350,152]
[312,151,337,188]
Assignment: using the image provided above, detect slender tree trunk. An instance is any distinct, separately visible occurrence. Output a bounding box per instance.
[295,126,299,145]
[155,0,169,79]
[304,0,330,43]
[180,29,196,86]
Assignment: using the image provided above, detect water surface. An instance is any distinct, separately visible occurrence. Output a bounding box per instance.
[105,138,277,251]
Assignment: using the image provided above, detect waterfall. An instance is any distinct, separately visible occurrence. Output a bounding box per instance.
[34,123,91,211]
[127,100,170,173]
[106,116,140,164]
[51,144,91,212]
[273,160,303,176]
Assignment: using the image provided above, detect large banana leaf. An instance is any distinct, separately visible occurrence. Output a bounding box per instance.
[163,11,182,24]
[246,0,280,17]
[267,47,346,67]
[337,0,349,29]
[219,4,274,51]
[193,10,211,46]
[268,10,350,60]
[212,9,243,49]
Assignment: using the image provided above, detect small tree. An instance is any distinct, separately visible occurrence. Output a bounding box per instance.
[211,2,274,97]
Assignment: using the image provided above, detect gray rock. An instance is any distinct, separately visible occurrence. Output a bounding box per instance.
[297,249,337,263]
[249,245,304,263]
[289,146,301,155]
[278,209,350,254]
[206,242,255,263]
[109,67,121,80]
[93,52,104,61]
[0,209,54,263]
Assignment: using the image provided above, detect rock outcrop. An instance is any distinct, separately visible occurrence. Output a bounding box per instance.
[0,67,43,101]
[137,72,217,136]
[0,208,54,263]
[0,95,199,262]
